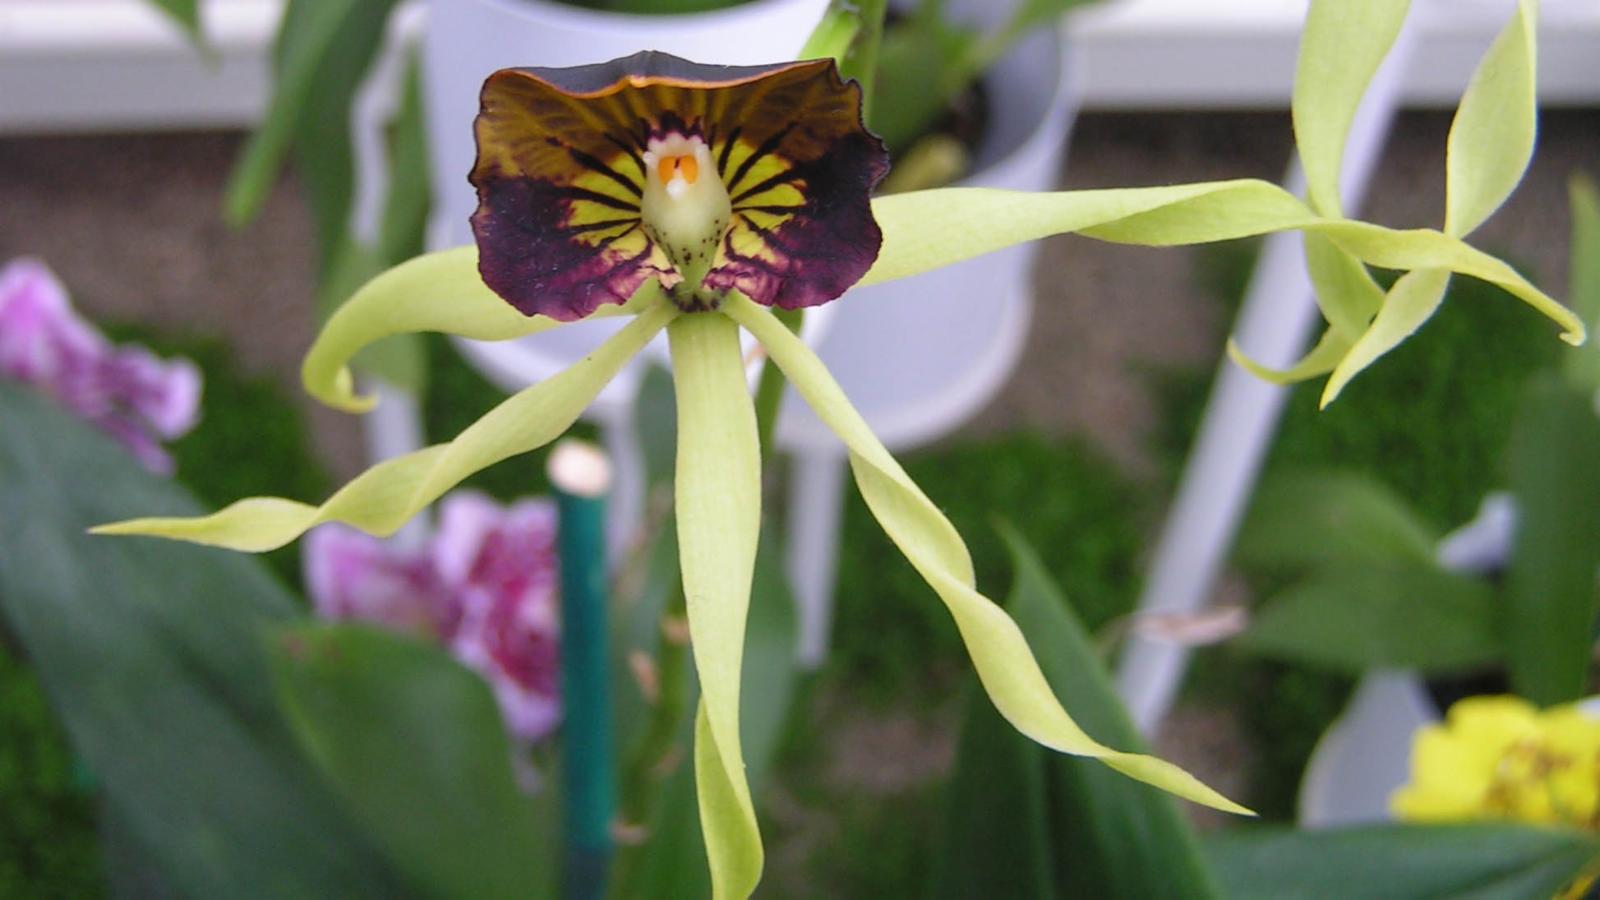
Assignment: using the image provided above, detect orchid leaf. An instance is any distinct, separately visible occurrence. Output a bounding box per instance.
[1235,470,1440,572]
[93,304,674,551]
[224,0,397,230]
[1323,268,1451,406]
[145,0,202,45]
[269,623,556,899]
[1240,565,1501,676]
[301,248,650,412]
[727,294,1250,815]
[1564,175,1600,392]
[1444,0,1539,238]
[931,525,1223,900]
[1292,0,1410,217]
[0,384,403,896]
[1505,373,1600,705]
[864,186,1583,351]
[668,312,764,899]
[1206,823,1597,899]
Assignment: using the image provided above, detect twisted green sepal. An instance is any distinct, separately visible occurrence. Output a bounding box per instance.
[726,294,1251,815]
[1444,0,1538,240]
[867,182,1583,404]
[93,304,676,550]
[1293,0,1411,218]
[667,313,764,899]
[301,246,652,413]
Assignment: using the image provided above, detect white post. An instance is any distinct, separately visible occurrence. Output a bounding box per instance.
[1115,13,1423,735]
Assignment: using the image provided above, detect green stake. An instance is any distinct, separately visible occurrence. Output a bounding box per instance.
[549,439,617,900]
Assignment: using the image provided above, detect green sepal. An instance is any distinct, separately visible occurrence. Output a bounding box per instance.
[726,294,1251,816]
[667,313,764,899]
[94,304,675,551]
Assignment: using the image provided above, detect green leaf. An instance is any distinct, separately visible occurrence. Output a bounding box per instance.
[1505,373,1600,705]
[667,312,764,899]
[94,304,674,551]
[376,53,433,269]
[1236,470,1440,571]
[269,623,554,899]
[144,0,202,44]
[931,684,1054,900]
[1564,174,1600,392]
[1206,823,1597,899]
[931,526,1223,900]
[286,0,401,269]
[1444,0,1539,238]
[1323,268,1451,406]
[726,294,1250,815]
[0,383,403,897]
[1292,0,1411,217]
[1240,565,1500,675]
[223,0,398,229]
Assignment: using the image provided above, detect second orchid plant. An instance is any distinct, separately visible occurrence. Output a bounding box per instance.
[100,0,1580,895]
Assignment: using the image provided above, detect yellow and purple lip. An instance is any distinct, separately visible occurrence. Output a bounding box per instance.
[470,51,889,321]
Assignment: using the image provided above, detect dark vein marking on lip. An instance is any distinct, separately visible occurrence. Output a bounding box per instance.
[731,168,804,206]
[725,123,794,193]
[556,186,641,212]
[569,147,644,197]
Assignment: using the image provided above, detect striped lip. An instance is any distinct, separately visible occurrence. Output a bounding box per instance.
[470,51,889,322]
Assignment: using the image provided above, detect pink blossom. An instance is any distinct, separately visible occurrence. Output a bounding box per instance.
[0,259,201,473]
[304,491,562,745]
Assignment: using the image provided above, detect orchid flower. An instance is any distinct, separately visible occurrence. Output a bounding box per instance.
[0,258,201,474]
[305,491,563,747]
[98,0,1581,893]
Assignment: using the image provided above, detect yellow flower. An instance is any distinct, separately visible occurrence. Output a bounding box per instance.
[1392,696,1600,830]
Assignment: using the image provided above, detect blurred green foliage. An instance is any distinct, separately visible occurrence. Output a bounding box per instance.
[1154,240,1552,817]
[0,649,101,899]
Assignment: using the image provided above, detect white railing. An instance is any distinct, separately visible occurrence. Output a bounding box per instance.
[2,0,1596,134]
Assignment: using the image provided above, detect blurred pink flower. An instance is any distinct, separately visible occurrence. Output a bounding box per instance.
[305,491,562,744]
[0,259,201,473]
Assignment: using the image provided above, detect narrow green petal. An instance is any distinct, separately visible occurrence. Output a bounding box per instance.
[694,700,761,899]
[302,246,654,412]
[726,295,1251,816]
[94,305,675,551]
[861,181,1317,287]
[1564,175,1600,392]
[1227,327,1353,385]
[1321,268,1451,406]
[1444,0,1538,237]
[1304,233,1384,335]
[1292,0,1411,217]
[1312,220,1583,344]
[865,186,1580,347]
[668,312,763,899]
